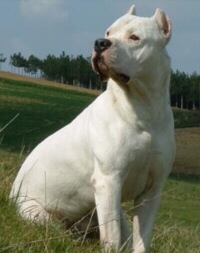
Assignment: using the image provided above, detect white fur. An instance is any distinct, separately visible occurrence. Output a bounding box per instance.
[10,6,175,253]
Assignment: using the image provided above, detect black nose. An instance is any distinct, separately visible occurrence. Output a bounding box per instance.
[94,38,112,52]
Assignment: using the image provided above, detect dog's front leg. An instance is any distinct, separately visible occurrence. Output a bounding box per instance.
[132,186,162,253]
[91,164,122,252]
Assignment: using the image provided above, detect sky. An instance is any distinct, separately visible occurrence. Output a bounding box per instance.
[0,0,200,74]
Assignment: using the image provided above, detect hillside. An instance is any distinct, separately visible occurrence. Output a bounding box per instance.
[0,74,97,151]
[174,127,200,175]
[0,71,100,95]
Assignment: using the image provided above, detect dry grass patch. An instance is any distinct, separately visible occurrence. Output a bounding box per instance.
[173,127,200,175]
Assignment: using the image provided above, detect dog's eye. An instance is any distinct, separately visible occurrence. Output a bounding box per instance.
[106,31,110,37]
[129,34,140,41]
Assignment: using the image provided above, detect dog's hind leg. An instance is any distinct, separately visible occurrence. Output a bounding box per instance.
[18,199,51,223]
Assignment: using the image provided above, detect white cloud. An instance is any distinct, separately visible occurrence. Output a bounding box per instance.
[20,0,68,22]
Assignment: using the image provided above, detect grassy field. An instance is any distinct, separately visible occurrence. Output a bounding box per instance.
[174,127,200,176]
[0,73,200,252]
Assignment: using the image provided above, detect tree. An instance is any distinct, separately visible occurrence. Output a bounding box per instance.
[25,55,42,77]
[171,70,181,108]
[10,52,27,74]
[189,72,200,110]
[41,54,60,81]
[0,53,6,71]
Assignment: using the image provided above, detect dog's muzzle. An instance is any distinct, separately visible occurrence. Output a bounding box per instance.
[92,38,130,84]
[92,38,111,82]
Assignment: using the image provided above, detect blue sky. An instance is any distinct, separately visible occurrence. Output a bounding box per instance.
[0,0,200,74]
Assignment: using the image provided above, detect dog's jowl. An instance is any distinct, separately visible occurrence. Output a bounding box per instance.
[10,5,175,253]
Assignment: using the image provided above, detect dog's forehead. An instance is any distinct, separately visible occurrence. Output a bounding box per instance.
[108,14,155,34]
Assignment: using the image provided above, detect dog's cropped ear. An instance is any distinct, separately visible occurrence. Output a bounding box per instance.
[153,9,172,44]
[127,5,136,15]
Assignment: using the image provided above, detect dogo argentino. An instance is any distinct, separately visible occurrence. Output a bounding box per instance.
[10,5,175,253]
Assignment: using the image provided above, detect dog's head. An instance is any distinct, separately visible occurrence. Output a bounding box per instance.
[92,5,171,86]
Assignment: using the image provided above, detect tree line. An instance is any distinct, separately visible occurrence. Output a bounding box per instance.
[171,70,200,110]
[0,52,200,110]
[9,52,103,90]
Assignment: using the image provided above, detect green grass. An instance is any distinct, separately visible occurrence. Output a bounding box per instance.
[0,77,96,151]
[173,108,200,128]
[0,77,200,252]
[1,152,199,252]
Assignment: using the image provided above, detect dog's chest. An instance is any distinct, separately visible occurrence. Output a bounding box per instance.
[120,129,156,201]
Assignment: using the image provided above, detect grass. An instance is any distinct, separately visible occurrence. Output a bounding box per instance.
[1,152,199,252]
[173,108,200,128]
[174,127,200,176]
[153,177,200,252]
[0,74,200,252]
[0,77,96,151]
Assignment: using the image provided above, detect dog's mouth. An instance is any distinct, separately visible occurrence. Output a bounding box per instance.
[92,52,130,84]
[92,53,108,82]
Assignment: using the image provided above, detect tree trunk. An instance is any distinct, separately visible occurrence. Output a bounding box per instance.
[89,79,92,89]
[181,95,184,109]
[192,101,196,110]
[175,94,178,108]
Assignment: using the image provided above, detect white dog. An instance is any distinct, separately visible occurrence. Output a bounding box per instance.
[10,6,175,253]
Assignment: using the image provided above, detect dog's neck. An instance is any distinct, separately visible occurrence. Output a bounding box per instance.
[107,70,172,128]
